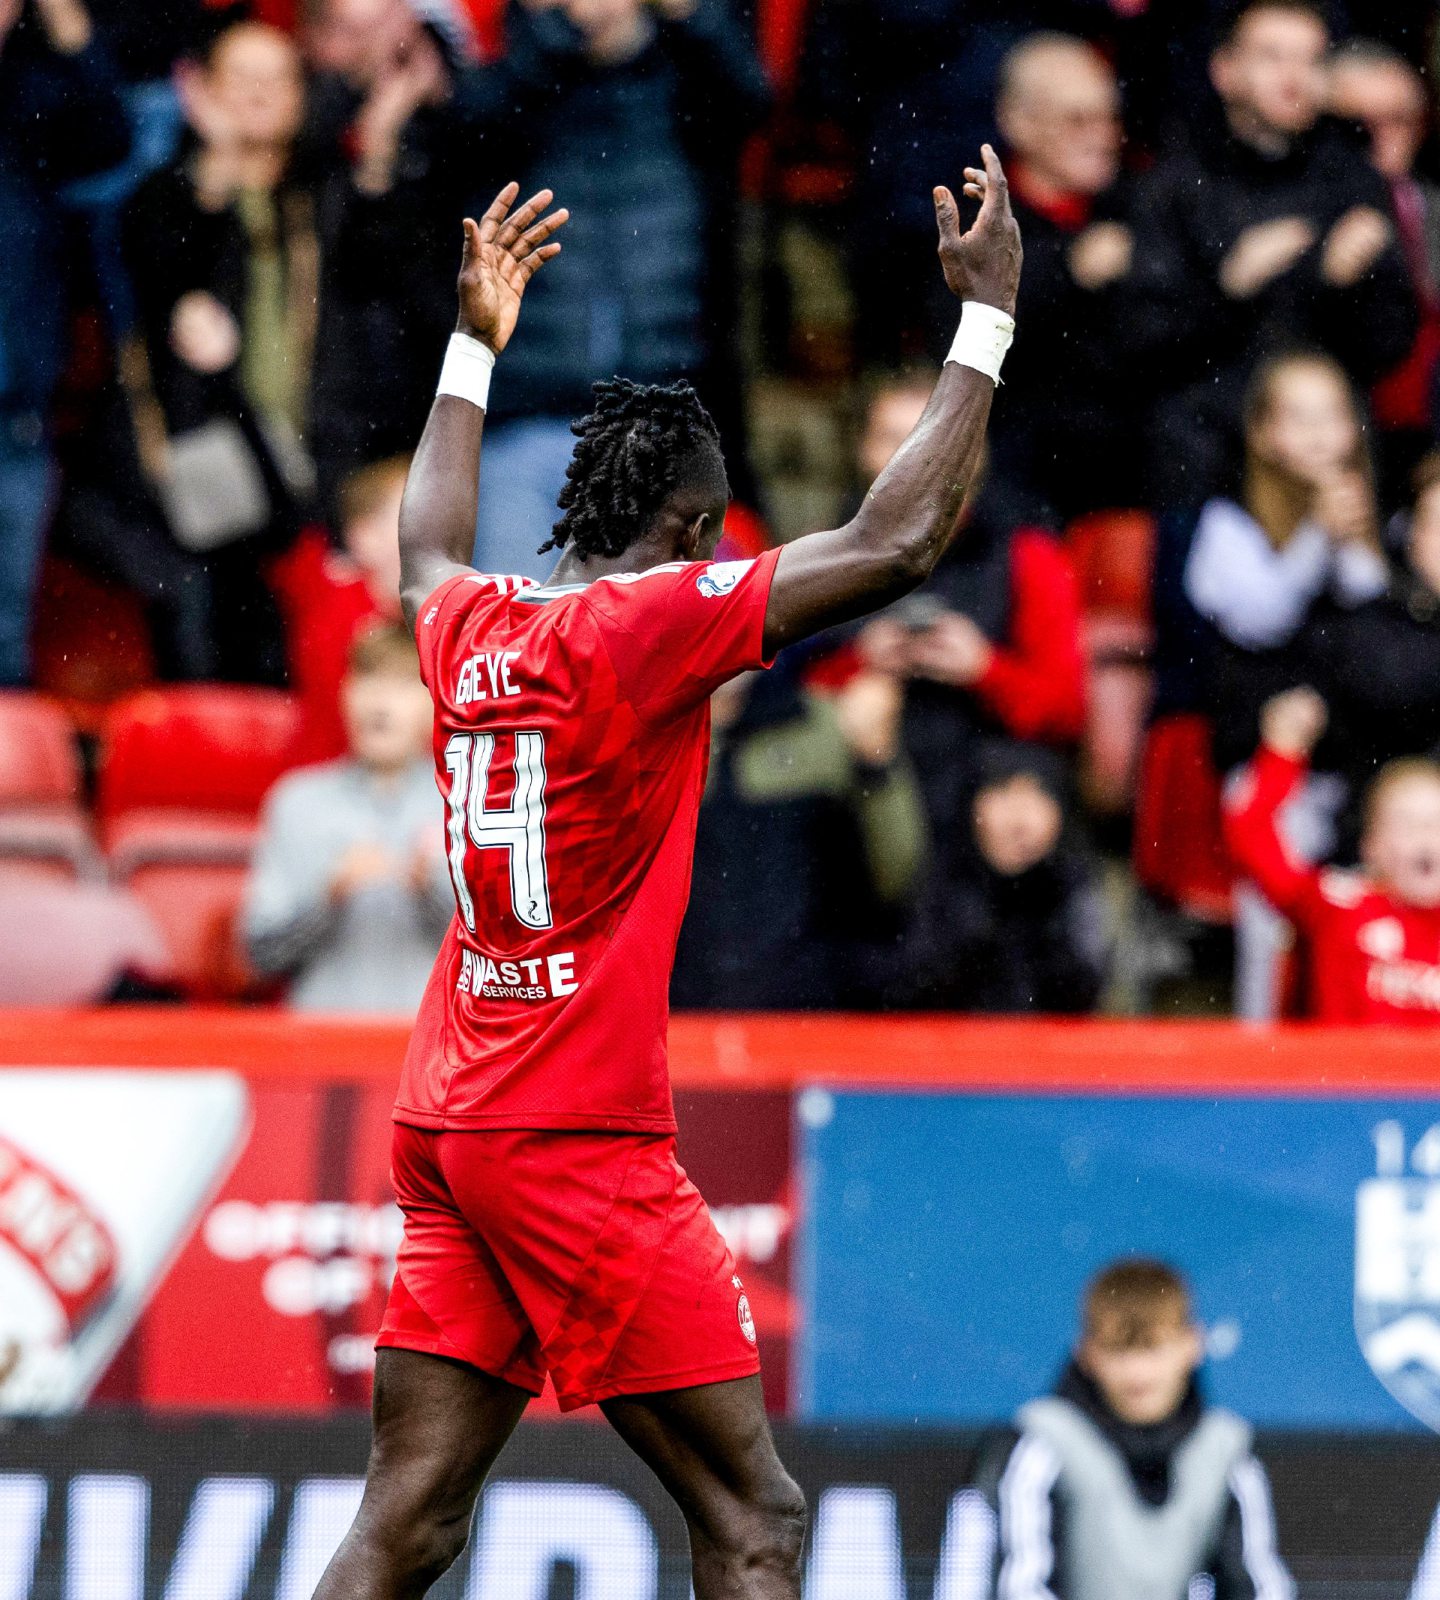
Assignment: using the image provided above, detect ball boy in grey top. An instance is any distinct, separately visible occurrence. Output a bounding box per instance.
[972,1259,1293,1600]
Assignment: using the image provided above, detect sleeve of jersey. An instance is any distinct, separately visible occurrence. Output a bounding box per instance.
[581,546,783,724]
[412,573,487,695]
[1222,747,1323,928]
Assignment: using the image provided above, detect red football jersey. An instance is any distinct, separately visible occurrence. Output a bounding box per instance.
[1225,747,1440,1023]
[395,547,782,1130]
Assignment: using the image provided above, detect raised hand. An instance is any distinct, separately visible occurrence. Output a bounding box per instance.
[457,183,569,355]
[933,144,1023,317]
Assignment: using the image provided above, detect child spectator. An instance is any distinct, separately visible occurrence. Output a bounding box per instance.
[973,1258,1293,1600]
[269,455,407,769]
[244,623,452,1013]
[1225,687,1440,1023]
[888,745,1106,1015]
[671,658,926,1011]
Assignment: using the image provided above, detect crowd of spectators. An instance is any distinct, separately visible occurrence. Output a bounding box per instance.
[6,0,1440,1019]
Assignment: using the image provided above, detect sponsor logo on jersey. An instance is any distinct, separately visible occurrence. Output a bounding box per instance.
[696,560,753,599]
[1358,1121,1440,1431]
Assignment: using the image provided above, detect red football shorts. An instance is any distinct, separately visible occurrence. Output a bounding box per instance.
[378,1124,761,1411]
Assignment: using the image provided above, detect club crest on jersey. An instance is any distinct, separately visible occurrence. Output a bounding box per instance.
[696,560,752,599]
[1357,1120,1440,1432]
[737,1289,756,1345]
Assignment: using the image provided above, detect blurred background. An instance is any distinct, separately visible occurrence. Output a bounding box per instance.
[5,0,1440,1593]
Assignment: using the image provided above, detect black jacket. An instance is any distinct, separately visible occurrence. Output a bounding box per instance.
[1128,110,1417,500]
[990,178,1144,522]
[897,835,1106,1014]
[1305,565,1440,848]
[672,661,923,1010]
[880,744,1106,1015]
[0,30,129,420]
[444,0,770,421]
[972,1362,1292,1600]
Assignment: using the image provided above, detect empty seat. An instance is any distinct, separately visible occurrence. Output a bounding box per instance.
[97,686,299,844]
[1132,713,1233,922]
[0,691,82,803]
[0,808,99,881]
[0,880,172,1005]
[121,857,256,1001]
[30,556,156,735]
[1066,509,1156,627]
[0,692,99,880]
[104,811,266,1002]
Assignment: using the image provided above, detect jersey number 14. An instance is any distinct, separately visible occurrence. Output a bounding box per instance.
[443,732,553,933]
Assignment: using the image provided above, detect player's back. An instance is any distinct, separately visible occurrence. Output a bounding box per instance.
[396,549,781,1133]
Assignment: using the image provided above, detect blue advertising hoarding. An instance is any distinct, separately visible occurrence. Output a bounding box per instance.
[796,1090,1440,1431]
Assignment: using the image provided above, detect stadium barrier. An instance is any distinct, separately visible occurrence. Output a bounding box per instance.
[4,1012,1440,1593]
[4,1413,1439,1597]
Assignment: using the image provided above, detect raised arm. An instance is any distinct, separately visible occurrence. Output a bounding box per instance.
[763,146,1022,655]
[398,183,568,629]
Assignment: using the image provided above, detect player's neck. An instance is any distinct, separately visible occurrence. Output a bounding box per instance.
[544,532,681,588]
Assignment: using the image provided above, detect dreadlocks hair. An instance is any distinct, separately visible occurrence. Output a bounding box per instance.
[540,378,725,559]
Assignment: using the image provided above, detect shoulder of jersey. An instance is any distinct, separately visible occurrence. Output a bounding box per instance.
[512,563,693,605]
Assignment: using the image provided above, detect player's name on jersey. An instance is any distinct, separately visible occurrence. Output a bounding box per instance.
[455,650,524,707]
[457,947,579,1002]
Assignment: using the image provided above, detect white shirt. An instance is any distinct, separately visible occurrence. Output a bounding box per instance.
[1184,497,1388,651]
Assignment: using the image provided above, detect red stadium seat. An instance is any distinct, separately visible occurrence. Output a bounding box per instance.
[1132,713,1234,922]
[1066,509,1155,626]
[30,556,156,734]
[1064,514,1157,819]
[0,808,99,882]
[0,691,82,803]
[104,808,266,1002]
[119,858,256,1001]
[0,692,99,880]
[0,880,172,1005]
[97,686,299,844]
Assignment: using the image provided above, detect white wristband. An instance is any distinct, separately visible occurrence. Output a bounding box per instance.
[437,331,497,410]
[946,301,1016,384]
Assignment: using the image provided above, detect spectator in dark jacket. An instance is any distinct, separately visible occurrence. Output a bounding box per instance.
[888,743,1107,1014]
[972,1259,1293,1600]
[1329,39,1440,496]
[1127,0,1417,503]
[1309,459,1440,833]
[0,0,130,684]
[303,0,459,521]
[992,32,1141,520]
[672,656,925,1010]
[850,376,1086,838]
[444,0,770,576]
[120,20,314,682]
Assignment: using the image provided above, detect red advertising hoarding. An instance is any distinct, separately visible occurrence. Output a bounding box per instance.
[2,1009,1434,1417]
